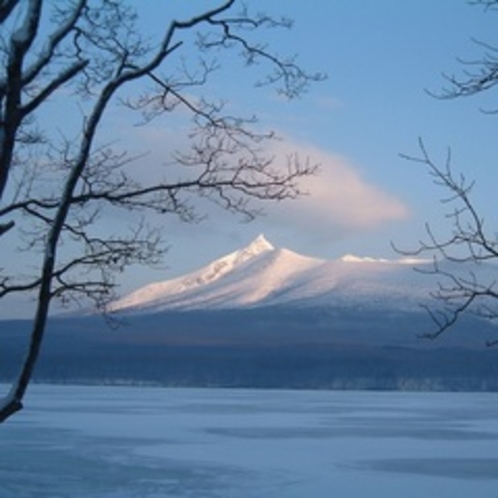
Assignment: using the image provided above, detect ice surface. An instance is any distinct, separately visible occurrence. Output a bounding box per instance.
[1,386,498,497]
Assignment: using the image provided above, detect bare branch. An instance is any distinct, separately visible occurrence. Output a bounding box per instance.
[0,220,14,236]
[398,139,498,344]
[21,0,86,87]
[0,0,18,24]
[0,1,320,422]
[21,60,88,117]
[427,2,498,112]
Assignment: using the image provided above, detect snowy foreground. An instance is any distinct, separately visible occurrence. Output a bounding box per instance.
[2,386,498,497]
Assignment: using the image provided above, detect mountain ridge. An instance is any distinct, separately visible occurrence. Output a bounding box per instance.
[109,234,438,314]
[4,235,498,391]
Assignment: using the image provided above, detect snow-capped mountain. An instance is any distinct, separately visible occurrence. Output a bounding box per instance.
[5,235,498,391]
[110,234,438,314]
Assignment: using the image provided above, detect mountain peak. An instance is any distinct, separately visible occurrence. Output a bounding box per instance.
[244,234,274,254]
[110,234,276,312]
[227,234,274,269]
[110,234,441,314]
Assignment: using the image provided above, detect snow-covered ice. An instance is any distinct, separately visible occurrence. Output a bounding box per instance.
[1,385,498,497]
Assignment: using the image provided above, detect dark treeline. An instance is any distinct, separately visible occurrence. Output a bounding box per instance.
[2,307,498,391]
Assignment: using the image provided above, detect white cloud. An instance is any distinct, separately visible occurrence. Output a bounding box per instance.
[114,125,409,244]
[267,140,410,233]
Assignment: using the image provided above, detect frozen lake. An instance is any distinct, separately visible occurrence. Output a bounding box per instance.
[1,385,498,497]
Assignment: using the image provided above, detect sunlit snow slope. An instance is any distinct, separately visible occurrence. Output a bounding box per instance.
[110,235,437,314]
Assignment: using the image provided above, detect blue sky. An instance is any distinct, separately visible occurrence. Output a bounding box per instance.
[2,1,498,317]
[129,1,497,280]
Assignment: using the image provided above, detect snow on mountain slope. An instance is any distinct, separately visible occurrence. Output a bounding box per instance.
[110,234,441,314]
[110,234,274,310]
[111,235,325,312]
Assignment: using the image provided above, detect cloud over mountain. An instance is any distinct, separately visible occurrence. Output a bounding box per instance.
[267,141,409,233]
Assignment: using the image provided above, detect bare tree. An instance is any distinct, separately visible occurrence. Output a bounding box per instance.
[399,140,498,344]
[399,1,498,343]
[435,0,498,106]
[0,0,323,422]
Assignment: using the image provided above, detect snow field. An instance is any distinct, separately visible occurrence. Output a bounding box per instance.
[1,385,498,497]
